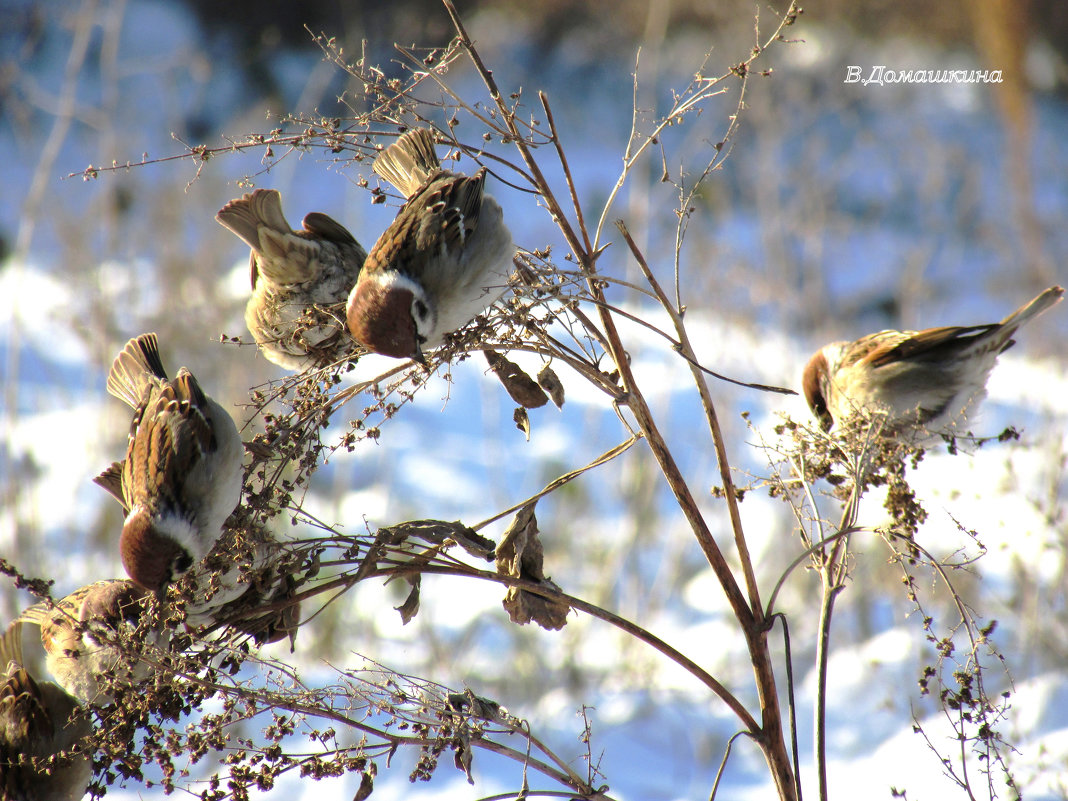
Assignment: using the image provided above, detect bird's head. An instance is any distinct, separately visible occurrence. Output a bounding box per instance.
[120,509,197,594]
[802,349,834,432]
[346,272,432,364]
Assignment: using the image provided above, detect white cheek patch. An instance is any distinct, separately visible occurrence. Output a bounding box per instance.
[155,513,206,563]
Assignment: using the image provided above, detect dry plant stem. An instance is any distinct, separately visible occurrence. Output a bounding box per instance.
[539,92,593,255]
[710,731,748,801]
[408,564,760,733]
[444,3,795,795]
[669,11,761,308]
[472,435,641,530]
[615,221,762,616]
[439,2,589,268]
[614,222,795,801]
[772,612,805,801]
[286,556,757,732]
[442,3,745,608]
[813,472,862,801]
[129,640,593,790]
[764,529,856,618]
[595,53,722,248]
[815,576,843,801]
[597,2,800,252]
[137,650,601,795]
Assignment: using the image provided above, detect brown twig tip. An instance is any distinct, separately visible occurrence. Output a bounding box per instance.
[676,349,798,396]
[613,219,796,396]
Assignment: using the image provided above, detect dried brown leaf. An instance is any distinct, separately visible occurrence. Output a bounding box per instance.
[485,350,548,408]
[353,771,373,801]
[537,364,565,408]
[448,689,509,724]
[453,729,475,784]
[513,407,531,440]
[387,520,495,559]
[495,502,569,630]
[394,575,421,625]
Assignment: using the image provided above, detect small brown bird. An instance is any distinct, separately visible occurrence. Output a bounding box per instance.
[346,127,514,362]
[100,333,244,592]
[802,286,1064,440]
[216,188,367,371]
[181,537,301,650]
[15,580,159,705]
[0,626,92,801]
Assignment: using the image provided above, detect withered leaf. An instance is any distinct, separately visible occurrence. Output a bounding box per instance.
[453,730,475,784]
[485,350,549,408]
[447,689,508,724]
[303,550,322,580]
[353,771,373,801]
[513,407,531,440]
[495,502,569,630]
[387,519,495,560]
[394,575,421,625]
[536,364,565,408]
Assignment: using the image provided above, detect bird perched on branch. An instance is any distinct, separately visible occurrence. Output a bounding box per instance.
[179,529,302,651]
[13,580,160,706]
[99,333,244,592]
[802,285,1064,441]
[0,651,91,801]
[217,188,367,370]
[346,127,515,363]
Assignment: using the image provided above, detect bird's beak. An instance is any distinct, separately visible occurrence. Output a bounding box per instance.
[411,342,428,369]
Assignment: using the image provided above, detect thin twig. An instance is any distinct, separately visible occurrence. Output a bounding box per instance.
[472,436,642,530]
[615,220,762,617]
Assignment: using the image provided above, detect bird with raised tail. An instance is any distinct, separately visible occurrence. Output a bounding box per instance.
[0,654,92,801]
[99,333,244,592]
[12,579,161,705]
[802,286,1064,442]
[216,188,367,370]
[346,127,515,363]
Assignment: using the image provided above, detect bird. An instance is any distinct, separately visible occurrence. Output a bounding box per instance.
[94,477,301,650]
[216,188,368,371]
[346,127,515,363]
[0,624,93,801]
[802,286,1064,441]
[14,580,161,706]
[100,333,245,592]
[179,532,302,650]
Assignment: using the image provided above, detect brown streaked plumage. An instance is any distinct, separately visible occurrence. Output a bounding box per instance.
[100,333,244,592]
[181,533,302,651]
[15,580,162,706]
[803,286,1064,441]
[216,189,367,371]
[0,623,92,801]
[346,127,514,362]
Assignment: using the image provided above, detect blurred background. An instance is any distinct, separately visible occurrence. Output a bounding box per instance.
[2,0,1068,798]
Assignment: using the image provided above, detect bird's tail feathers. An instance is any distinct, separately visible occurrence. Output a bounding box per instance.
[107,333,167,409]
[1000,285,1064,331]
[93,461,129,512]
[0,621,24,670]
[216,189,291,253]
[373,128,441,195]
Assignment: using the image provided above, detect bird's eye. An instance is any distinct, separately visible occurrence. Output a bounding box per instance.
[174,551,194,574]
[413,299,429,321]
